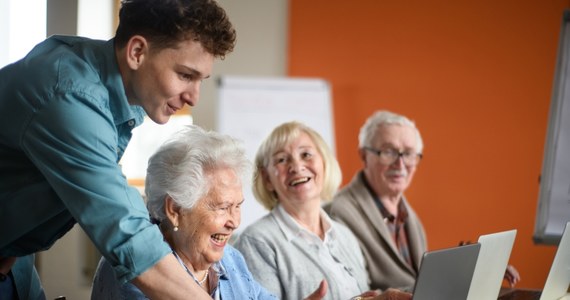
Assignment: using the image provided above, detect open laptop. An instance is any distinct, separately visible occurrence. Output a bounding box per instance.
[466,229,517,300]
[412,243,481,300]
[499,221,570,300]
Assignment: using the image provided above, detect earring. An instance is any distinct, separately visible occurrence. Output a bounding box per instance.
[174,226,179,232]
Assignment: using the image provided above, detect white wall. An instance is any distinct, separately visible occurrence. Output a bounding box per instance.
[0,0,46,68]
[77,0,114,40]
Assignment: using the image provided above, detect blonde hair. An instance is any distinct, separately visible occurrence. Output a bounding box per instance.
[252,121,342,210]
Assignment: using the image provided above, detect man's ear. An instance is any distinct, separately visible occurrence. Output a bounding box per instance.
[125,35,148,70]
[165,195,180,226]
[358,148,368,164]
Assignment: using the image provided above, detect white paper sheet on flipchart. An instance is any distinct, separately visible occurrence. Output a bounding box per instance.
[216,76,334,232]
[120,114,193,181]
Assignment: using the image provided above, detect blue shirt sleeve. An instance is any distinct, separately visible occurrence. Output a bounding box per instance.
[21,87,170,283]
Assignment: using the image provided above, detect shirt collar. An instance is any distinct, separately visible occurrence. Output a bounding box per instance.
[212,260,227,280]
[47,36,144,127]
[360,171,410,223]
[102,38,145,127]
[272,204,336,243]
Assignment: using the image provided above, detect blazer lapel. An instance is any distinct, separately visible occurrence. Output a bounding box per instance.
[348,174,417,273]
[401,200,425,274]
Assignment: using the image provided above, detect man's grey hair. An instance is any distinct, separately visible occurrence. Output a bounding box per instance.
[358,110,424,153]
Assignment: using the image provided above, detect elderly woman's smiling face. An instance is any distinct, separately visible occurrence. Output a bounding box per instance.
[264,131,325,206]
[169,167,243,270]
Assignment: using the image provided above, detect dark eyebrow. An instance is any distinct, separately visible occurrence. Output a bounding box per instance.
[178,65,210,80]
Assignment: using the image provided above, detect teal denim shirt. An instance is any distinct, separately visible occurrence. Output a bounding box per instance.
[0,36,171,294]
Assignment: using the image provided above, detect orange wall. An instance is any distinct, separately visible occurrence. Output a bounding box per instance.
[289,0,569,289]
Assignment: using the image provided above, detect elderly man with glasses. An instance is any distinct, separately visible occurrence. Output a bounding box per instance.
[325,110,520,294]
[324,110,427,293]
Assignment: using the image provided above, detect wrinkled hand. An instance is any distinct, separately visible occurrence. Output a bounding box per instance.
[304,280,328,300]
[459,240,521,287]
[350,288,412,300]
[504,264,521,287]
[349,290,380,299]
[376,288,413,300]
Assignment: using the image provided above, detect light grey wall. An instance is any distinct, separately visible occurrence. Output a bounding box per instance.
[193,0,289,130]
[47,0,78,36]
[38,1,288,299]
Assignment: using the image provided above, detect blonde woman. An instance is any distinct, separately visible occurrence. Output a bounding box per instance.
[234,121,411,300]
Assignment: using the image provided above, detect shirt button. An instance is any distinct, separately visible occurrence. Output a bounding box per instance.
[128,120,135,127]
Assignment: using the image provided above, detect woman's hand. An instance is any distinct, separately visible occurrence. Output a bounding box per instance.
[304,280,328,300]
[303,281,413,300]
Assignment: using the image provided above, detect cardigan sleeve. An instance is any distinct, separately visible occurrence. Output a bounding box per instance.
[233,233,283,298]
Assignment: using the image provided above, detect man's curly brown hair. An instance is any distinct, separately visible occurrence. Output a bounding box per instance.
[115,0,236,59]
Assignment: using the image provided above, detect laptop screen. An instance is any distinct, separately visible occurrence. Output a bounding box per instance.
[412,243,481,300]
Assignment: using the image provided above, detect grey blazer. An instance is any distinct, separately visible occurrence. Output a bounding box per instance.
[324,171,427,292]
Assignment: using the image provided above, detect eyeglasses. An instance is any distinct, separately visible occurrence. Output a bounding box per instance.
[364,147,422,166]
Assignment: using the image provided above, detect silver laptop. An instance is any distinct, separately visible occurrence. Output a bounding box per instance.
[499,221,570,300]
[466,229,517,300]
[412,243,481,300]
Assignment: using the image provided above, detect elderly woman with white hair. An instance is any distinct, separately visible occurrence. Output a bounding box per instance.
[91,125,276,299]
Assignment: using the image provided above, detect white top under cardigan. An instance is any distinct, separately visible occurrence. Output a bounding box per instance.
[233,204,369,300]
